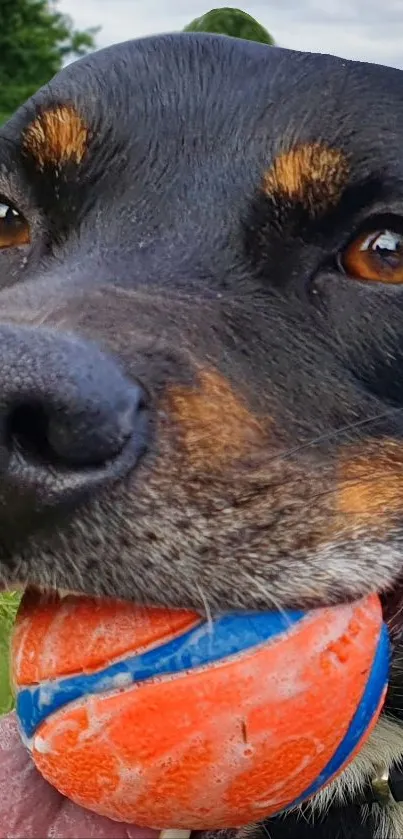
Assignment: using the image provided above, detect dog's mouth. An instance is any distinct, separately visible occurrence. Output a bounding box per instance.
[1,581,402,839]
[0,585,223,839]
[0,711,216,839]
[0,711,164,838]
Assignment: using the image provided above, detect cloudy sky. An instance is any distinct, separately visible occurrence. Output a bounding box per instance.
[58,0,403,70]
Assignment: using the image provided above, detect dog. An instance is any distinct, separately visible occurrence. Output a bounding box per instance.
[1,31,403,839]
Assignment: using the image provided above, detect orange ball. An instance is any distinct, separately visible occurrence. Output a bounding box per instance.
[11,590,388,830]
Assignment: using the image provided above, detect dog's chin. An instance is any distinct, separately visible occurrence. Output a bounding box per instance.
[4,572,403,615]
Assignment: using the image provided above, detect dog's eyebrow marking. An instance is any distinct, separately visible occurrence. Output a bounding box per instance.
[22,105,88,171]
[263,143,349,216]
[165,369,265,472]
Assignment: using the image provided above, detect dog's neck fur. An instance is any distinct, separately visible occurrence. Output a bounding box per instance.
[233,717,403,839]
[308,716,403,838]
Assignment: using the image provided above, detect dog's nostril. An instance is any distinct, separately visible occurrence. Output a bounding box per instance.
[7,403,50,463]
[5,385,147,470]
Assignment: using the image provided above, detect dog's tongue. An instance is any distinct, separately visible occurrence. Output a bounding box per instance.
[0,712,159,839]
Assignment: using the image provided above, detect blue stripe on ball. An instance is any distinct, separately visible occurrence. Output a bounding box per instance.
[17,609,304,739]
[284,620,390,812]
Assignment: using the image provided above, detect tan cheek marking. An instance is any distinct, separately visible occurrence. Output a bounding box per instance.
[22,106,88,170]
[337,440,403,526]
[164,369,266,472]
[263,143,349,216]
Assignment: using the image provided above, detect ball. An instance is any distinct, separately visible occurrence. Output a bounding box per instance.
[11,590,389,830]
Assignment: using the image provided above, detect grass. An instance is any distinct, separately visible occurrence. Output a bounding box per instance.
[0,592,21,715]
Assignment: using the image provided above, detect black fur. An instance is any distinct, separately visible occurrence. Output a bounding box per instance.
[1,33,403,838]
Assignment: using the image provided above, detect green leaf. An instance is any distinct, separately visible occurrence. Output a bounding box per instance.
[0,592,21,716]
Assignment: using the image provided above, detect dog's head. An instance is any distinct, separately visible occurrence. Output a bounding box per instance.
[1,33,403,833]
[0,34,402,616]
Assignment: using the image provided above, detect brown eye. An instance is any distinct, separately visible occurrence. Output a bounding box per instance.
[0,202,30,249]
[341,227,403,284]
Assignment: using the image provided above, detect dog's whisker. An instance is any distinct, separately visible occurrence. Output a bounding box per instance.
[195,582,214,632]
[242,572,292,624]
[267,405,402,466]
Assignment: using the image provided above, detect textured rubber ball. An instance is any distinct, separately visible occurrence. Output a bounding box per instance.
[12,590,389,830]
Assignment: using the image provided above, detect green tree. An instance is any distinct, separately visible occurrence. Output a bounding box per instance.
[0,0,98,124]
[184,7,275,46]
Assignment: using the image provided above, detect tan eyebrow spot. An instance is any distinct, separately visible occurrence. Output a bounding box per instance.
[22,105,89,171]
[263,143,349,216]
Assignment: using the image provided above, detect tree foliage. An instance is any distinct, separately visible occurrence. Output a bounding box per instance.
[184,7,275,46]
[0,0,98,124]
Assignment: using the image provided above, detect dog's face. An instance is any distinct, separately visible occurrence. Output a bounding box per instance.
[0,34,403,618]
[1,33,403,834]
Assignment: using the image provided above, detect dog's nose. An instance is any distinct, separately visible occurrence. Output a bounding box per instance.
[0,325,148,508]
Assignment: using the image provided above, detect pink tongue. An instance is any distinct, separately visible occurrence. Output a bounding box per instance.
[0,712,159,839]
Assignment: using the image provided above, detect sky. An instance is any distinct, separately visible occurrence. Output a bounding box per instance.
[57,0,403,70]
